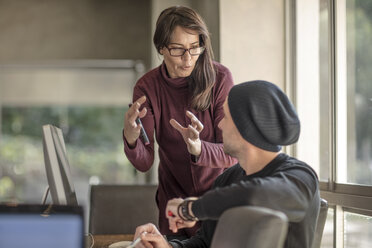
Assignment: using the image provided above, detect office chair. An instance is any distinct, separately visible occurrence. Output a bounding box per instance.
[89,184,158,235]
[210,206,288,248]
[312,198,329,248]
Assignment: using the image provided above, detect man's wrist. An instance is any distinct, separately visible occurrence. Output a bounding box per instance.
[177,197,198,221]
[188,201,195,219]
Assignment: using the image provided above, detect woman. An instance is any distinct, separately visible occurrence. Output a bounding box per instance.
[123,6,237,239]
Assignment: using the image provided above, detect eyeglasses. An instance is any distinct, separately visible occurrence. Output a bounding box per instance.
[166,46,205,57]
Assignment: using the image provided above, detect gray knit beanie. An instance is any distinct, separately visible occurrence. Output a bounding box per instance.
[228,80,300,152]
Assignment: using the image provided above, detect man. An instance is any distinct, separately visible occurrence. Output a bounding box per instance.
[133,80,320,248]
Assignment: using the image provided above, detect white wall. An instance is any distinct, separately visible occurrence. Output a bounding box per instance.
[219,0,285,88]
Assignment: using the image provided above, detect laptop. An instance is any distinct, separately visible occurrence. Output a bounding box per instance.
[0,204,85,248]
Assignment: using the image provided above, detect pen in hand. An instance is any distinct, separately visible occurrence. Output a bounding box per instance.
[127,231,147,248]
[129,103,150,145]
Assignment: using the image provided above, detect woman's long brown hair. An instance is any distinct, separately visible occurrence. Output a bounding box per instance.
[153,6,216,112]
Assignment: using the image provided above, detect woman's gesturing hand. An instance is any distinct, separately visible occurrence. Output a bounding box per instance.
[124,96,147,148]
[170,111,204,156]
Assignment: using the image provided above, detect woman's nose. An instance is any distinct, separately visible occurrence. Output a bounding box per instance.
[182,50,192,61]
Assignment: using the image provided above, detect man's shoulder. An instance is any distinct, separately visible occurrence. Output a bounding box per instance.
[279,155,318,179]
[213,163,242,186]
[276,155,319,192]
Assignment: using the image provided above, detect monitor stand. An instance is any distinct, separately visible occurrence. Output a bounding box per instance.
[41,186,50,205]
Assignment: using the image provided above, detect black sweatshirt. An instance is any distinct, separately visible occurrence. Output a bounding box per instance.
[170,153,320,248]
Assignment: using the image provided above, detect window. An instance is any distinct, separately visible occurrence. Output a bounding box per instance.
[339,0,372,185]
[294,0,372,247]
[0,60,146,209]
[344,211,372,247]
[321,209,334,248]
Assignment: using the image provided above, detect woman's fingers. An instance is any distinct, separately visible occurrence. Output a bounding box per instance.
[170,113,202,155]
[128,96,147,121]
[170,119,199,138]
[127,103,141,124]
[136,95,147,105]
[124,96,147,145]
[186,111,204,132]
[169,220,178,233]
[187,124,199,139]
[169,119,185,133]
[127,96,147,127]
[138,107,147,119]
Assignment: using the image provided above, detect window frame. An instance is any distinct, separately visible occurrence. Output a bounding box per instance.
[288,0,372,246]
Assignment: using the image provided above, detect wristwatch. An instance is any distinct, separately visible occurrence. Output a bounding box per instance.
[178,197,199,222]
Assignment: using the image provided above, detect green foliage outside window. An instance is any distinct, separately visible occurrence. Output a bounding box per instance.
[0,105,136,202]
[347,0,372,184]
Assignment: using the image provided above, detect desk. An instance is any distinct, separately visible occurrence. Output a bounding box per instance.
[92,234,134,248]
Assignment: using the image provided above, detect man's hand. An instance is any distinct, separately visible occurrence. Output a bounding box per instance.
[133,223,171,248]
[170,111,204,156]
[166,198,197,233]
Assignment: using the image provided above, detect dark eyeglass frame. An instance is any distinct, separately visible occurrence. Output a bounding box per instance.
[166,46,205,57]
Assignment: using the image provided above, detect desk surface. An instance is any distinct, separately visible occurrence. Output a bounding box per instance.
[92,234,134,248]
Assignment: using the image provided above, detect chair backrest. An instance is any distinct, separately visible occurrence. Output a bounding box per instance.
[311,198,329,248]
[89,184,158,235]
[210,206,288,248]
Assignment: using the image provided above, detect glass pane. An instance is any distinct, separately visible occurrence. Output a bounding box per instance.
[345,212,372,247]
[0,63,143,208]
[337,0,372,185]
[318,0,331,182]
[321,208,334,248]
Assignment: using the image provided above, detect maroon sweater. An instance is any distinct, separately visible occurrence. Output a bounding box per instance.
[123,61,237,236]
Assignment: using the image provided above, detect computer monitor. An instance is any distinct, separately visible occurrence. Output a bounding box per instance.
[42,124,78,205]
[0,203,84,248]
